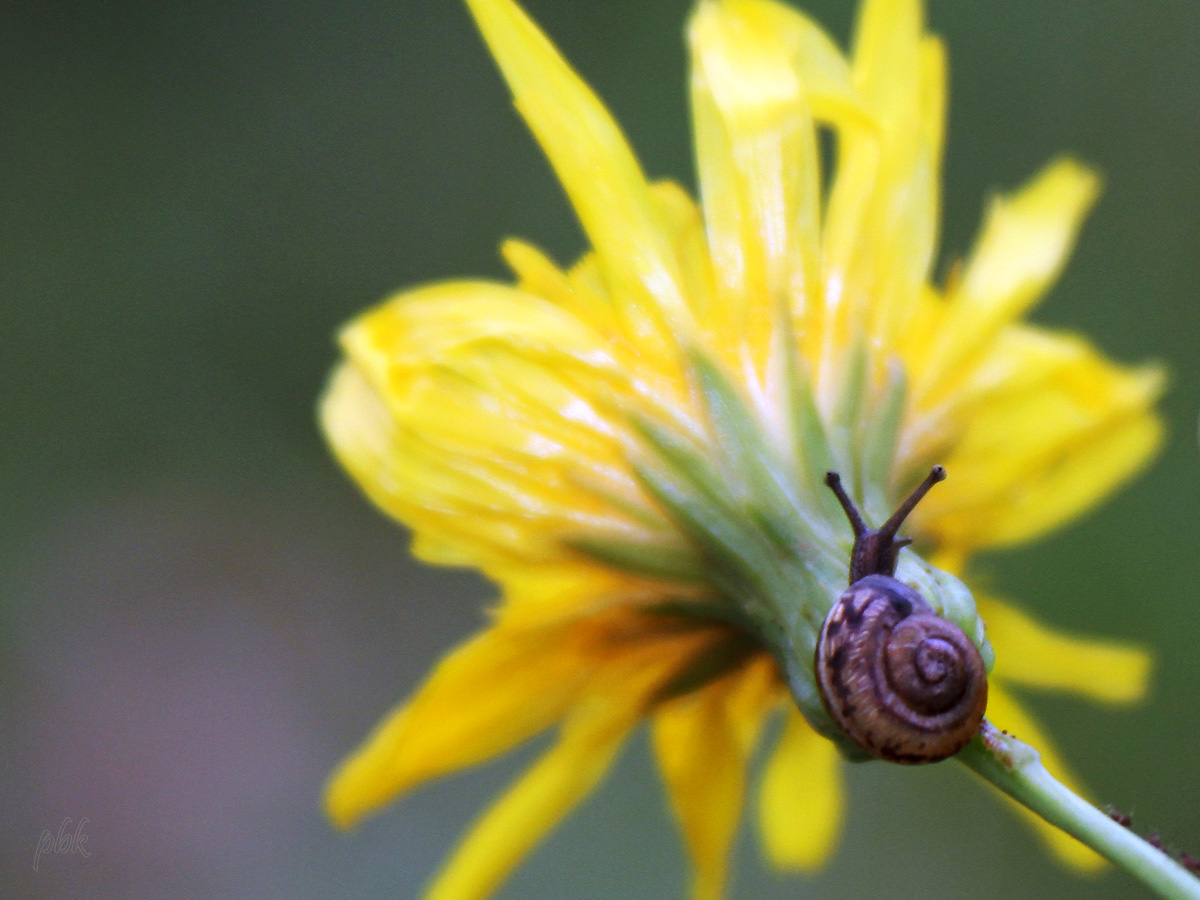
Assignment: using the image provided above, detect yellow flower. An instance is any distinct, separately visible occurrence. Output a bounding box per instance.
[319,0,1163,898]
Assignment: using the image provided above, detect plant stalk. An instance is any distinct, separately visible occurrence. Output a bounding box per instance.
[958,722,1200,900]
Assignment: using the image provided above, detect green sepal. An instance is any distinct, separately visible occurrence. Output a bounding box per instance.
[859,359,907,520]
[828,337,869,496]
[644,598,765,638]
[573,344,994,762]
[651,630,762,704]
[685,346,811,550]
[630,455,786,633]
[778,330,840,526]
[565,534,706,583]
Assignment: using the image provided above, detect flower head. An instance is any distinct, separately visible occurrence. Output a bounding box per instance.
[320,0,1162,897]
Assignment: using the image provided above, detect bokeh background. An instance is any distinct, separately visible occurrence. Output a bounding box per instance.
[3,0,1199,897]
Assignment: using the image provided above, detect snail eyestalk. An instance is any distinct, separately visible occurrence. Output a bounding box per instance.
[878,465,945,545]
[824,471,868,538]
[825,466,946,582]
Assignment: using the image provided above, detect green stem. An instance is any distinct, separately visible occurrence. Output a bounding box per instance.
[958,722,1200,900]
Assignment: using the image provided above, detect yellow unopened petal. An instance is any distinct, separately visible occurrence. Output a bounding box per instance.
[868,34,944,345]
[648,180,719,322]
[322,280,690,620]
[980,597,1151,704]
[463,0,693,348]
[844,0,927,271]
[653,657,778,900]
[325,622,592,828]
[984,686,1106,872]
[503,180,715,339]
[757,707,844,871]
[761,1,859,123]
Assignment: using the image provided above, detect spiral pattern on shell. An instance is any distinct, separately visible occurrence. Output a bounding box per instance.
[815,574,988,763]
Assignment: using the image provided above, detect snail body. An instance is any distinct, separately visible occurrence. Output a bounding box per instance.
[816,468,988,764]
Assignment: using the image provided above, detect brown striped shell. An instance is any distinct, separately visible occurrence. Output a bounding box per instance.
[815,574,988,763]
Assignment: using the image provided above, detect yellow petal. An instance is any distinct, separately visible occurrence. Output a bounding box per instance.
[760,0,861,126]
[423,688,640,900]
[984,685,1106,872]
[851,0,922,111]
[648,180,719,323]
[915,158,1100,405]
[325,621,592,828]
[757,706,844,871]
[500,237,620,337]
[688,0,821,369]
[653,657,778,900]
[820,0,944,395]
[424,629,715,900]
[979,597,1151,704]
[501,179,715,338]
[914,326,1165,548]
[867,34,945,345]
[463,0,693,348]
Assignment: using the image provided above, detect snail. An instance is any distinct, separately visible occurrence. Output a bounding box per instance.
[815,466,987,763]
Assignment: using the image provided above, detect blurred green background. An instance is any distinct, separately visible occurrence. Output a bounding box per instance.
[3,0,1198,897]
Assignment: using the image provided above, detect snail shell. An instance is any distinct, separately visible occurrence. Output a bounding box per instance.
[816,574,987,763]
